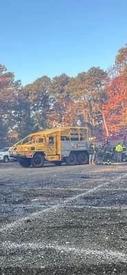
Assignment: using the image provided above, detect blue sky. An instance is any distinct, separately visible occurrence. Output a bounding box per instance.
[0,0,127,84]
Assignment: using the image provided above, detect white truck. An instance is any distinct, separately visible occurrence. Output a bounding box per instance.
[0,147,13,162]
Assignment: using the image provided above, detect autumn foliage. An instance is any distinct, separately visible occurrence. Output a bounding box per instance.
[103,75,127,136]
[0,45,127,146]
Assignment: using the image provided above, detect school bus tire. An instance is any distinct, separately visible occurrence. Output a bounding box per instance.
[32,152,45,168]
[66,152,77,165]
[77,151,89,165]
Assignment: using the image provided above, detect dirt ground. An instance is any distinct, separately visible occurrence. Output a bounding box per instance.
[0,162,127,275]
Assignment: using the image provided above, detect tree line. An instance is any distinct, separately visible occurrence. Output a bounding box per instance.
[0,45,127,147]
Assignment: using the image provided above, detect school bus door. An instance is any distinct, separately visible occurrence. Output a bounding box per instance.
[46,135,57,156]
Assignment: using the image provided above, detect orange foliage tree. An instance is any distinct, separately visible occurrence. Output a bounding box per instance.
[102,75,127,137]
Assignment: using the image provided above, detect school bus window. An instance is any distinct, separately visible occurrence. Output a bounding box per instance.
[38,138,44,143]
[80,134,85,141]
[49,136,54,144]
[22,136,33,144]
[70,134,79,141]
[80,129,87,140]
[61,136,70,141]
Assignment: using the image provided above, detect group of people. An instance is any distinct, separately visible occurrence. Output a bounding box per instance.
[89,141,127,165]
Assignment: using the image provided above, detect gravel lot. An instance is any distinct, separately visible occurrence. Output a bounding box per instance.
[0,162,127,274]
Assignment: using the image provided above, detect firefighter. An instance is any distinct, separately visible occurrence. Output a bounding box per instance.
[103,141,112,165]
[121,144,127,162]
[115,143,124,162]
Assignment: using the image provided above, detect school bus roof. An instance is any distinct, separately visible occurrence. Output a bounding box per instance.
[29,127,88,136]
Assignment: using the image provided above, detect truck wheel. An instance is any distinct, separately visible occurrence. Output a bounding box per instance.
[77,151,89,165]
[66,152,77,165]
[32,153,44,168]
[4,156,9,163]
[19,158,31,168]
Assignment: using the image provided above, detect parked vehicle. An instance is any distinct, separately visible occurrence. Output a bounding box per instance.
[10,127,90,168]
[0,147,14,163]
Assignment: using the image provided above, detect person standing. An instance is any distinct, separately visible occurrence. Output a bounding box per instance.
[103,141,112,164]
[89,143,96,164]
[115,143,124,162]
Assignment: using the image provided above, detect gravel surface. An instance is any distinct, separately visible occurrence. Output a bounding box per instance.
[0,162,127,274]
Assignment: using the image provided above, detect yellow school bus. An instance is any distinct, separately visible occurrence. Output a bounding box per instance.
[10,127,90,168]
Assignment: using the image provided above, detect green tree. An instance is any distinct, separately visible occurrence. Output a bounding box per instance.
[25,76,52,130]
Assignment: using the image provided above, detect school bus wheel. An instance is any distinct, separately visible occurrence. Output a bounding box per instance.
[77,151,89,165]
[32,152,45,168]
[66,152,77,165]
